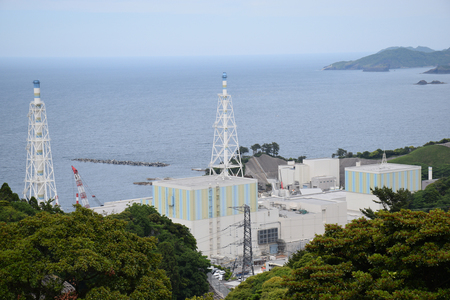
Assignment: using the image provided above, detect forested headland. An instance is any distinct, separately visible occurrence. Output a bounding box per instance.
[323,46,450,70]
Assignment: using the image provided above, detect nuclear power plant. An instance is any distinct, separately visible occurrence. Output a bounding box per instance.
[23,80,58,205]
[22,74,422,273]
[92,73,350,264]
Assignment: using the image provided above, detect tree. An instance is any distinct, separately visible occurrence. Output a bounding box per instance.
[284,210,450,299]
[250,144,261,155]
[271,142,280,156]
[110,204,210,300]
[239,146,249,157]
[332,148,347,158]
[225,267,291,300]
[360,187,412,219]
[0,183,63,223]
[0,205,171,299]
[261,143,272,155]
[186,292,214,300]
[0,183,20,202]
[410,177,450,211]
[297,156,306,163]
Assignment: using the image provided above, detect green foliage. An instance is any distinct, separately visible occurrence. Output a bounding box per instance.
[325,47,450,70]
[213,264,232,281]
[225,267,291,300]
[361,178,450,214]
[0,183,20,202]
[0,183,64,223]
[110,204,210,300]
[251,144,261,155]
[410,176,450,211]
[284,210,450,299]
[185,292,214,300]
[240,146,249,156]
[251,142,280,157]
[332,148,353,159]
[285,249,314,270]
[0,205,171,299]
[388,144,450,180]
[360,187,413,219]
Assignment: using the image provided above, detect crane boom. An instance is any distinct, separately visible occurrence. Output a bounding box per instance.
[71,166,90,208]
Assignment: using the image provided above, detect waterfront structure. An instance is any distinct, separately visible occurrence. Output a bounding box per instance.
[209,72,243,177]
[24,80,58,204]
[345,161,421,211]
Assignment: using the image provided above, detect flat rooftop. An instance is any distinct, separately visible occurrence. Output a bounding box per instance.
[262,190,346,205]
[345,163,420,173]
[153,175,257,190]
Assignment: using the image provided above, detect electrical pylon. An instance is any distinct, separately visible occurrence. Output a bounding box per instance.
[209,72,243,177]
[232,204,254,279]
[23,80,58,205]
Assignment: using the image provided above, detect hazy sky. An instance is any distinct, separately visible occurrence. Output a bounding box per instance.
[1,0,449,57]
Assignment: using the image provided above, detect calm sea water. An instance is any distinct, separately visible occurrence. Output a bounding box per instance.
[1,54,449,212]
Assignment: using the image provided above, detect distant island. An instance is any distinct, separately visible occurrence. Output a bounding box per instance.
[423,64,450,74]
[415,80,446,85]
[323,46,450,71]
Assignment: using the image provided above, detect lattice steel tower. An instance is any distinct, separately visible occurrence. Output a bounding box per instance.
[232,204,254,278]
[24,80,58,205]
[209,72,243,177]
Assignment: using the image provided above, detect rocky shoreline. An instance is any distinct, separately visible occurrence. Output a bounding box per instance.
[72,158,169,167]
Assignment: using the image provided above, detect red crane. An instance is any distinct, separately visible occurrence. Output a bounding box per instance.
[71,166,90,208]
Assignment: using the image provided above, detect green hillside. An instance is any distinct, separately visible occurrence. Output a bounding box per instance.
[324,47,450,70]
[388,145,450,180]
[377,46,435,53]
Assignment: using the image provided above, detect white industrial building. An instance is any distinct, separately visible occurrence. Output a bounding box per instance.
[345,161,421,212]
[278,158,340,193]
[91,180,347,259]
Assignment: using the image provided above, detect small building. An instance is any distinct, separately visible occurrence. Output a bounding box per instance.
[278,158,340,192]
[345,162,421,212]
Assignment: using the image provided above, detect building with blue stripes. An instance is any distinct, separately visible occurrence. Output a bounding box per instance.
[345,162,421,211]
[152,175,258,221]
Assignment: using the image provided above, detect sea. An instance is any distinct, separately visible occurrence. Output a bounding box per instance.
[1,53,449,212]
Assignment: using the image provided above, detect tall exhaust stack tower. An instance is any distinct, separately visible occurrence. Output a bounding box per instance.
[209,72,243,177]
[24,80,58,205]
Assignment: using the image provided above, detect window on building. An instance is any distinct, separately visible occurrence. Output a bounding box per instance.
[258,228,278,244]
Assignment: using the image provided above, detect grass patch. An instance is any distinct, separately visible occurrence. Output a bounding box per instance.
[388,145,450,180]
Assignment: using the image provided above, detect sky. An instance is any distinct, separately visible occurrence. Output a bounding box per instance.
[0,0,449,57]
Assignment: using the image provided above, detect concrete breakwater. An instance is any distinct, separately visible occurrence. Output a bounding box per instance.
[72,158,169,167]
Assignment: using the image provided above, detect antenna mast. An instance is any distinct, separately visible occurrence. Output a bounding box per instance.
[24,80,58,205]
[209,72,243,177]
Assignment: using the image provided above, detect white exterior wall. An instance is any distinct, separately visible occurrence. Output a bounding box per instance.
[171,209,280,258]
[294,164,310,187]
[303,158,340,187]
[91,197,151,216]
[279,166,296,186]
[279,213,325,241]
[346,192,383,212]
[278,200,346,246]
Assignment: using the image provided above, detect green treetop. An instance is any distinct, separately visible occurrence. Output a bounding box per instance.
[0,205,171,300]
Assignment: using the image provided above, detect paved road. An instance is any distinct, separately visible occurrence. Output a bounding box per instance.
[207,273,231,299]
